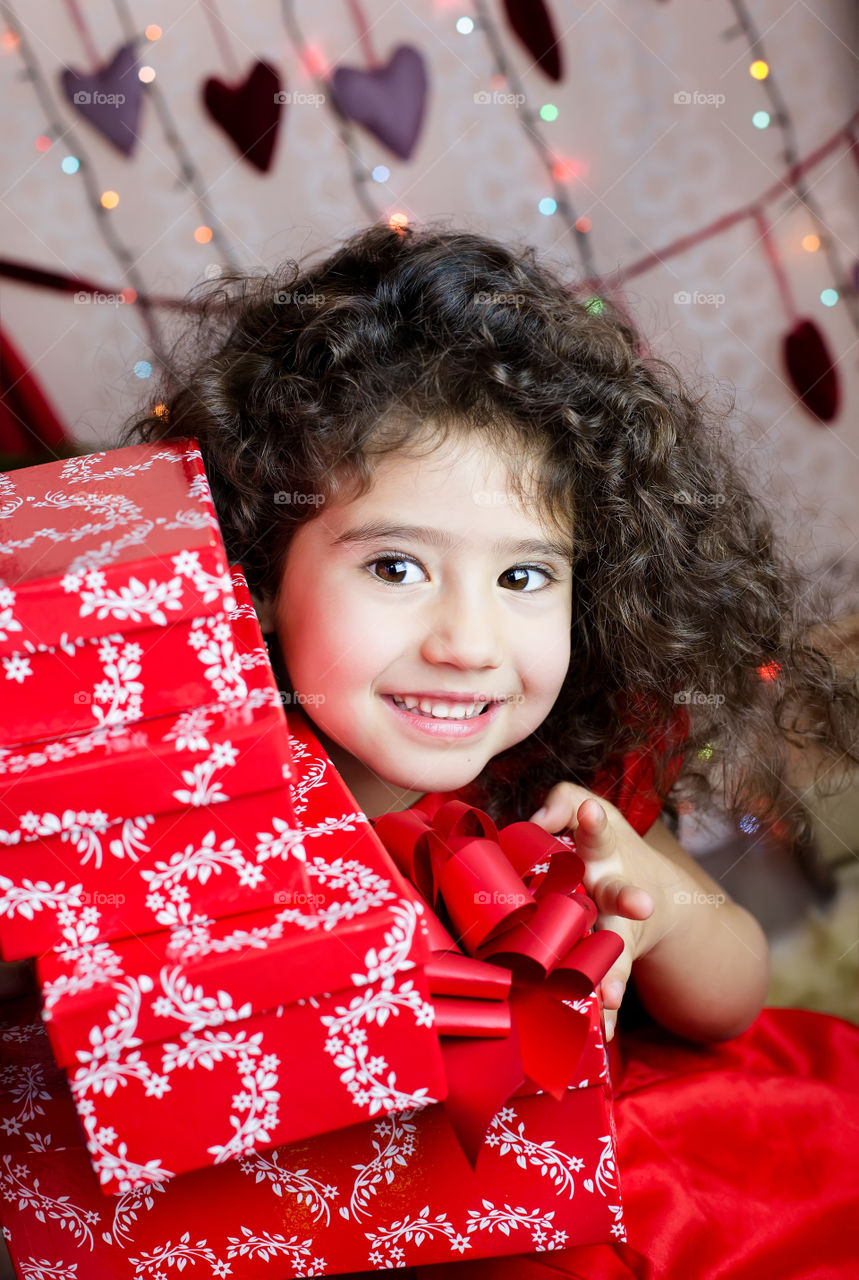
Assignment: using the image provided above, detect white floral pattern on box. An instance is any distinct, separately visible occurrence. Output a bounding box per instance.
[0,569,296,961]
[31,709,448,1194]
[0,441,243,744]
[0,993,625,1276]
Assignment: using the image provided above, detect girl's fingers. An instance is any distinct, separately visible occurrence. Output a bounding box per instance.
[593,878,655,921]
[571,797,617,863]
[599,955,634,1042]
[529,783,605,837]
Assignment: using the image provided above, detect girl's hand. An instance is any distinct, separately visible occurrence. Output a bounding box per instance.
[529,784,679,1041]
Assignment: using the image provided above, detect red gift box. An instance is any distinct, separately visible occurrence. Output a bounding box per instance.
[0,990,626,1276]
[20,715,627,1271]
[0,439,246,746]
[0,567,302,961]
[33,708,450,1195]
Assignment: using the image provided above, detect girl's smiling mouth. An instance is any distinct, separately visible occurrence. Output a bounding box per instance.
[382,693,507,737]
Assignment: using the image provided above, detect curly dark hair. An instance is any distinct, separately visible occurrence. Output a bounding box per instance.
[118,220,859,840]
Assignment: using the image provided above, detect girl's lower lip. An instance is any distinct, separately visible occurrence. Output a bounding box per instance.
[381,695,505,738]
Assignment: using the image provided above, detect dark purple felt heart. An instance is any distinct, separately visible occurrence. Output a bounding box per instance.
[203,60,282,173]
[784,318,840,424]
[503,0,563,81]
[330,45,427,161]
[61,41,144,157]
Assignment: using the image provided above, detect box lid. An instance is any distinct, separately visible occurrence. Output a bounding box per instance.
[37,708,431,1068]
[0,439,234,656]
[0,565,292,822]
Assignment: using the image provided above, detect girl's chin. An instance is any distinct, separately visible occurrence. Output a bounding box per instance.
[374,760,484,797]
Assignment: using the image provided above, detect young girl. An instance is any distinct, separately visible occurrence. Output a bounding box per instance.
[122,222,859,1278]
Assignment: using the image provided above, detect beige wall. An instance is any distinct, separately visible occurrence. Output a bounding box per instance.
[2,0,858,579]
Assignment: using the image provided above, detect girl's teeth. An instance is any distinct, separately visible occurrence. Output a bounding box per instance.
[391,696,488,720]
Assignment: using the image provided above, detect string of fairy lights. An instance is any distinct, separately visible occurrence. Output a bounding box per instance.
[1,2,855,384]
[724,0,858,333]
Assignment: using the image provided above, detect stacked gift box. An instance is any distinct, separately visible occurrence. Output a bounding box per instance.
[0,439,629,1276]
[0,441,309,965]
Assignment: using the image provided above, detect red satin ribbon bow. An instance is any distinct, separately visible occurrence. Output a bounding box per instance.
[373,798,624,1165]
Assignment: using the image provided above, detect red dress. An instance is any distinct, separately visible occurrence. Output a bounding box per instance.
[364,733,859,1280]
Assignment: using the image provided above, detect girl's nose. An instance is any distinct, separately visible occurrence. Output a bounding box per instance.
[419,593,504,670]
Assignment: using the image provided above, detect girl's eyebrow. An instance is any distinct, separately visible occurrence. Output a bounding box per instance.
[332,521,574,562]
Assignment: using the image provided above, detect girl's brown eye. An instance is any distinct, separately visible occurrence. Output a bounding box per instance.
[501,566,554,592]
[369,558,423,585]
[503,567,530,592]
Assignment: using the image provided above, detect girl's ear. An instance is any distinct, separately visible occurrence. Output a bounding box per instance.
[251,590,276,632]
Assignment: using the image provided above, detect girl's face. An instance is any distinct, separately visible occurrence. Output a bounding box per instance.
[272,433,573,817]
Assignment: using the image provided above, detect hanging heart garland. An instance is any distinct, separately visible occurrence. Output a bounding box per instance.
[60,40,144,157]
[783,318,840,424]
[501,0,564,82]
[203,60,283,172]
[329,43,428,161]
[754,207,841,425]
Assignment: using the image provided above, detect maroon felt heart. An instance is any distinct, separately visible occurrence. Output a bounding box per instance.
[783,318,840,424]
[61,41,144,157]
[502,0,564,81]
[203,60,282,173]
[329,45,427,161]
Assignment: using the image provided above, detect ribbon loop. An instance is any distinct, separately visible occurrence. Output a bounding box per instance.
[373,799,624,1166]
